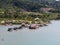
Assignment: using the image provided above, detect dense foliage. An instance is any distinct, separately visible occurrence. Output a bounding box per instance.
[0,0,60,12]
[0,0,60,21]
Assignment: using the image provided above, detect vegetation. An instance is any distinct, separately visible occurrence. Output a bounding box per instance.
[0,0,60,25]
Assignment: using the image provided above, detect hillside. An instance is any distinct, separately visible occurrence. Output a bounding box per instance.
[0,0,60,25]
[0,0,60,12]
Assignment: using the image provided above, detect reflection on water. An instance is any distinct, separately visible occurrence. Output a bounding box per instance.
[0,20,60,45]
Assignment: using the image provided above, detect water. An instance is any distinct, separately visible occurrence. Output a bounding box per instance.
[0,20,60,45]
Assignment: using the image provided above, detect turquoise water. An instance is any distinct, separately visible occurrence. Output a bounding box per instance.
[0,20,60,45]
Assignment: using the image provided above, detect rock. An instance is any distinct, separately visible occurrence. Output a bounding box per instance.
[13,27,18,30]
[18,26,22,29]
[29,24,38,29]
[43,24,48,26]
[1,21,5,24]
[8,28,13,32]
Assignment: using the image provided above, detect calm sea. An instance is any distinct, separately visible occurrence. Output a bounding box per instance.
[0,20,60,45]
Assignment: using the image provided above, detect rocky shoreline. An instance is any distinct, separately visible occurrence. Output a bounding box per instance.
[7,23,49,32]
[0,19,51,32]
